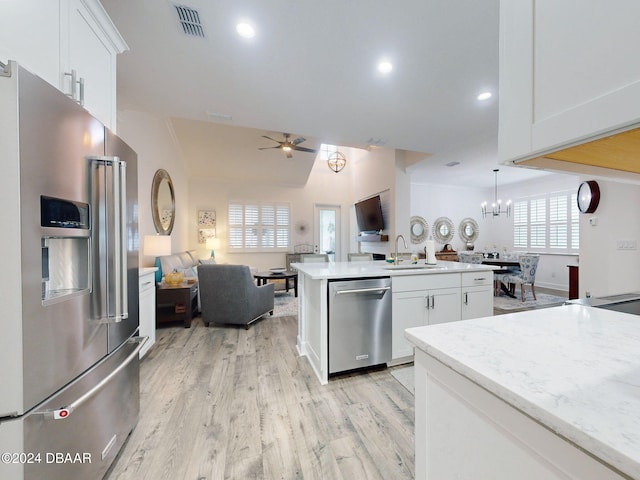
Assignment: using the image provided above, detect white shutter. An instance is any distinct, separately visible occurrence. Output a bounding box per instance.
[227,202,290,250]
[549,194,568,249]
[228,203,244,249]
[513,200,528,248]
[276,205,289,248]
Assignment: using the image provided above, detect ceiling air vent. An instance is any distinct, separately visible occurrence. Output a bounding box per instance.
[174,5,205,38]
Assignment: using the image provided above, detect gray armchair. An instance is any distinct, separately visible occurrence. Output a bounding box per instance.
[198,264,274,329]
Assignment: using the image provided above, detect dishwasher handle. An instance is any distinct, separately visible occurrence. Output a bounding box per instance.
[335,286,391,295]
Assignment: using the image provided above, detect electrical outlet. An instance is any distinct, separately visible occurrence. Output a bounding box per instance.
[616,240,637,250]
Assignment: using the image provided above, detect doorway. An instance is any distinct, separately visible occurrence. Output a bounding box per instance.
[314,204,341,262]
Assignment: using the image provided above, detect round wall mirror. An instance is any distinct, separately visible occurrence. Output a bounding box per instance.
[432,217,454,244]
[151,169,175,235]
[459,218,479,243]
[410,216,429,244]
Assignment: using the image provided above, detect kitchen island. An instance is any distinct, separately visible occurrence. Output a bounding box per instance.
[406,304,640,480]
[293,260,497,384]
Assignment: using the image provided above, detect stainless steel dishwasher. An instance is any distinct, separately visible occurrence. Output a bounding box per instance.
[328,277,392,374]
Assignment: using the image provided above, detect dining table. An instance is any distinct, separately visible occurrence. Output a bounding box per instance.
[482,258,520,298]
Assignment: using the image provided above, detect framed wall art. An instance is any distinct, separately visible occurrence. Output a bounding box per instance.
[197,210,216,243]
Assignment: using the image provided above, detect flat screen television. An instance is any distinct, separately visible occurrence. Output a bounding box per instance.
[355,195,384,233]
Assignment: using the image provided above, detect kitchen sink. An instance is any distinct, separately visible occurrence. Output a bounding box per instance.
[383,264,439,270]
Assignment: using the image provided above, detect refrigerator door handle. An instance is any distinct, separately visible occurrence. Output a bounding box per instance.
[35,336,148,420]
[89,156,129,323]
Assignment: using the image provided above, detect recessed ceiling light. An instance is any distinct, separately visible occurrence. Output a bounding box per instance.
[377,61,393,74]
[236,22,255,38]
[477,91,492,101]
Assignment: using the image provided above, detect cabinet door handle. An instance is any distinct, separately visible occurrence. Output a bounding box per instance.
[464,292,468,305]
[474,277,487,281]
[425,296,430,310]
[78,76,85,106]
[430,295,435,309]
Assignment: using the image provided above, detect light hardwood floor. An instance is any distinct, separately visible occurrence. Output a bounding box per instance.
[106,314,415,480]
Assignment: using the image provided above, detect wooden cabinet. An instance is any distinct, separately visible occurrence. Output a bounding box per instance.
[499,1,640,163]
[461,272,494,320]
[0,0,126,131]
[156,281,199,328]
[138,268,157,358]
[435,251,458,262]
[391,274,461,360]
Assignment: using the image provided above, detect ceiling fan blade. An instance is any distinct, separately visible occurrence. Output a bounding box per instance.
[292,145,317,153]
[291,137,306,145]
[286,151,293,159]
[258,146,282,150]
[261,135,282,144]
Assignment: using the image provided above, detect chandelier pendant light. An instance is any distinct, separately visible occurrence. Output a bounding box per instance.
[482,169,511,218]
[327,151,347,173]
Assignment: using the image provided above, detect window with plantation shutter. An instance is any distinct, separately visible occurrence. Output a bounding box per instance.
[228,202,290,251]
[513,191,578,253]
[513,200,528,248]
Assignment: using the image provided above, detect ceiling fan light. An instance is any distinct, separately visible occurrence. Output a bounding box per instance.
[282,145,292,152]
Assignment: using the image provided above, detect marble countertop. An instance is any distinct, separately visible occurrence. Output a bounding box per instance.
[292,260,497,280]
[406,304,640,479]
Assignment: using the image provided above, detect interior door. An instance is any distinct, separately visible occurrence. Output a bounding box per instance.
[314,204,341,262]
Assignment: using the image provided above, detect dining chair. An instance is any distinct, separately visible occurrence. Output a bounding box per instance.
[300,253,329,263]
[500,254,540,302]
[347,253,373,262]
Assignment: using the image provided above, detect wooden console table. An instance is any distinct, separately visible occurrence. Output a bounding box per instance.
[156,281,199,328]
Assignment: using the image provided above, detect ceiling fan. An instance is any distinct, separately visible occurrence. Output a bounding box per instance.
[259,133,317,158]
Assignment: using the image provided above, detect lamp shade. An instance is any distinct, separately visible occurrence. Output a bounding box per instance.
[143,235,171,257]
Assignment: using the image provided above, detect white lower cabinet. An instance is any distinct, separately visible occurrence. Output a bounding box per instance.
[138,269,157,358]
[461,271,494,320]
[392,274,461,360]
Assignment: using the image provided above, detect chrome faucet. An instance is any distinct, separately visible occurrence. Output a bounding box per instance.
[394,234,407,265]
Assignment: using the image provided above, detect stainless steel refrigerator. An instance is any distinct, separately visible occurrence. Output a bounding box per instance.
[0,61,145,479]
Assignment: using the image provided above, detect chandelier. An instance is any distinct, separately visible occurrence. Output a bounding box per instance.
[327,151,347,173]
[482,169,511,218]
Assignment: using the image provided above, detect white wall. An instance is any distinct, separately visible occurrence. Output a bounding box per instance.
[579,179,640,297]
[410,182,487,253]
[116,109,190,266]
[483,173,580,291]
[412,173,580,291]
[188,151,356,270]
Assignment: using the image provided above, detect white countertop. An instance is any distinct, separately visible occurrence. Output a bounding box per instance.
[406,304,640,479]
[139,267,158,276]
[292,260,497,280]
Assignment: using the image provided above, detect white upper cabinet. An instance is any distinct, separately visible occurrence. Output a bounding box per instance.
[60,0,128,131]
[0,2,61,88]
[499,1,640,162]
[0,0,126,131]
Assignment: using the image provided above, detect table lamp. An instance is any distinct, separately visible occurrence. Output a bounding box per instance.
[144,235,171,282]
[206,237,218,258]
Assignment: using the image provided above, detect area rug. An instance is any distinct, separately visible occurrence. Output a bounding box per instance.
[494,293,566,311]
[390,366,414,395]
[272,293,298,318]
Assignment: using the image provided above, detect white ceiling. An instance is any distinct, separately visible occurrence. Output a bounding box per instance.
[101,0,552,188]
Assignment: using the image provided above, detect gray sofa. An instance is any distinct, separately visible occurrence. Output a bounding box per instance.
[198,264,274,329]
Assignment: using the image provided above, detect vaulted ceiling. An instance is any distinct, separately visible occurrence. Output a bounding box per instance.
[102,0,551,188]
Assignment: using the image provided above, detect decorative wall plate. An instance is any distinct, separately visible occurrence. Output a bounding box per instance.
[459,217,479,243]
[432,216,454,244]
[410,216,428,244]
